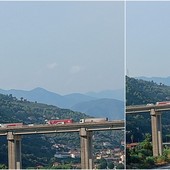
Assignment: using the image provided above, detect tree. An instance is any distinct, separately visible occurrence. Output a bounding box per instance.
[140,133,152,151]
[107,162,114,169]
[97,158,107,169]
[116,163,124,169]
[0,164,7,169]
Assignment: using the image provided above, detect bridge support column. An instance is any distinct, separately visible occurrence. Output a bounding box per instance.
[80,128,93,169]
[15,135,22,169]
[150,109,163,156]
[7,132,22,169]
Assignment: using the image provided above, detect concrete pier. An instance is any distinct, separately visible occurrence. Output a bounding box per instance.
[7,132,22,169]
[150,109,162,156]
[80,128,93,169]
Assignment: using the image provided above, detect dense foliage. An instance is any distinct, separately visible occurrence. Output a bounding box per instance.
[127,134,170,169]
[126,76,170,106]
[0,93,88,124]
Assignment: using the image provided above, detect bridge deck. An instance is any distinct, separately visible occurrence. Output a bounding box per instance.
[126,104,170,113]
[0,121,124,136]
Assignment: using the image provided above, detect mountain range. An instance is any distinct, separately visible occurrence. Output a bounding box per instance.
[136,76,170,86]
[0,87,124,120]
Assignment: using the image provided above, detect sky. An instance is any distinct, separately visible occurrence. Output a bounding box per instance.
[0,1,124,94]
[126,1,170,78]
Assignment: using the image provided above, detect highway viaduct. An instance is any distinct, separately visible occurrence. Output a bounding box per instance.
[126,104,170,157]
[0,120,124,169]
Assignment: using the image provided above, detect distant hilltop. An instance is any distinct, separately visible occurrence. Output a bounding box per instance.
[136,76,170,86]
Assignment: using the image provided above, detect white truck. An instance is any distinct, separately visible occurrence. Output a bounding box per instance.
[80,117,108,123]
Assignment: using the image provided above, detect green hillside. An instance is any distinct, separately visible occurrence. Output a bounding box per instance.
[0,93,88,124]
[126,76,170,106]
[126,76,170,169]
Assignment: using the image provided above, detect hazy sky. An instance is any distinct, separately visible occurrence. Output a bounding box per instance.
[126,1,170,78]
[0,1,124,94]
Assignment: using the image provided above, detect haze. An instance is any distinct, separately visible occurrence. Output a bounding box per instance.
[0,1,124,94]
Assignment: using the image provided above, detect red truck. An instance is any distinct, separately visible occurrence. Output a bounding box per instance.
[45,119,73,125]
[156,101,170,105]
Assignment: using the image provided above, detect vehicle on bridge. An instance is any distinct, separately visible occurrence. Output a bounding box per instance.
[0,123,23,128]
[80,117,108,123]
[146,103,154,106]
[45,119,73,125]
[156,101,170,105]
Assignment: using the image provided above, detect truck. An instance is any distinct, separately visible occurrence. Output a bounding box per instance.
[0,123,23,128]
[156,101,170,105]
[80,117,108,123]
[45,119,73,125]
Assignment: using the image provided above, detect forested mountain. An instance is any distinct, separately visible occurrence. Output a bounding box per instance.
[0,93,88,124]
[126,76,170,143]
[126,76,170,105]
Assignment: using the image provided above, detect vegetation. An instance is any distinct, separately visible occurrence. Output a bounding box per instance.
[0,164,7,169]
[94,158,123,169]
[126,76,170,106]
[126,134,154,169]
[127,134,170,169]
[126,76,170,143]
[126,76,170,168]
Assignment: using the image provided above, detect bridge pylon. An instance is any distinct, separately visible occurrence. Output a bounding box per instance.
[150,109,163,156]
[7,132,22,169]
[80,128,93,169]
